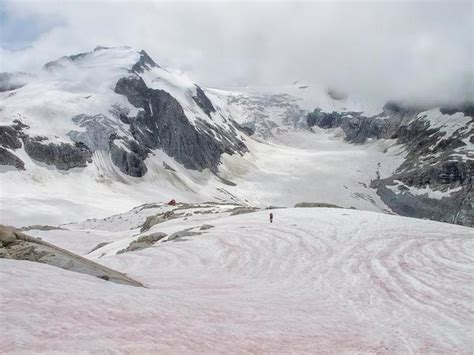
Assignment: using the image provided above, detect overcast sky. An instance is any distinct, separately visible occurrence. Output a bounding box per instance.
[0,0,472,103]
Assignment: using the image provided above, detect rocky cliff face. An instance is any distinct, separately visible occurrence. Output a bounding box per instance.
[307,102,473,226]
[23,138,92,170]
[0,117,93,171]
[0,123,25,170]
[114,75,247,175]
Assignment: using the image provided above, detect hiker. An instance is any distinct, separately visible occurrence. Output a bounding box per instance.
[269,212,273,223]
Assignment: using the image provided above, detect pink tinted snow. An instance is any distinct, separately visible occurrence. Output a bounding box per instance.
[1,209,473,353]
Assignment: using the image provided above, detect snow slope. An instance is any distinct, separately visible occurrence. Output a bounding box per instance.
[0,129,404,226]
[219,130,405,211]
[1,207,473,353]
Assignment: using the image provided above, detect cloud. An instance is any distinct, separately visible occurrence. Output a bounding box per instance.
[1,0,472,104]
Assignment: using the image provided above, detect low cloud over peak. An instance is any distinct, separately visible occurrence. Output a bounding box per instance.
[1,0,472,104]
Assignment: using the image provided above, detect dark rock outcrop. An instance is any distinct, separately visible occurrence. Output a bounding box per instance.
[24,137,92,170]
[0,147,24,170]
[232,121,255,136]
[229,206,259,216]
[0,126,22,149]
[131,50,160,73]
[0,118,94,171]
[141,210,177,232]
[307,109,386,143]
[193,85,216,117]
[166,228,202,242]
[109,138,148,177]
[373,181,472,226]
[117,232,167,254]
[115,75,247,173]
[0,124,25,170]
[19,225,66,232]
[199,224,214,231]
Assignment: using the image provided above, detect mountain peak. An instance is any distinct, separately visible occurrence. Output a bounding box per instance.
[42,46,157,74]
[131,49,160,73]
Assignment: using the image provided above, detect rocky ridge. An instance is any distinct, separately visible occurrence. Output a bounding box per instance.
[307,101,473,226]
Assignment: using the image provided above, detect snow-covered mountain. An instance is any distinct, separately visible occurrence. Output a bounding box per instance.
[0,46,247,175]
[0,46,472,226]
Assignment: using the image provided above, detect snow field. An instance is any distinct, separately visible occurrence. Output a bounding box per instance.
[1,208,472,353]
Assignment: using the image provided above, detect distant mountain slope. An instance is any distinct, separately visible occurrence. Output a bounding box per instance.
[307,101,473,226]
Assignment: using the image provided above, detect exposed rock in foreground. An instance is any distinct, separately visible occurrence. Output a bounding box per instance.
[0,225,144,287]
[117,232,167,254]
[19,225,67,232]
[229,206,259,216]
[141,210,178,232]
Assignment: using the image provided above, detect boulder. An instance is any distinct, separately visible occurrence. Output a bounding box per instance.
[0,224,144,287]
[0,225,17,246]
[141,210,176,232]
